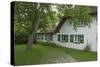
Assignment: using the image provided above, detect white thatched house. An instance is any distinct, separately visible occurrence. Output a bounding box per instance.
[36,6,97,51]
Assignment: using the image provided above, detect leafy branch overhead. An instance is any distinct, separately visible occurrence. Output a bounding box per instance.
[14,1,93,49]
[56,5,92,29]
[14,2,92,33]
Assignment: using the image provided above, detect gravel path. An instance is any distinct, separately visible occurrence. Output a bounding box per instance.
[42,51,77,64]
[49,54,77,63]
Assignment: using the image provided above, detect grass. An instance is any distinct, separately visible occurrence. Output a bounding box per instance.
[15,42,97,65]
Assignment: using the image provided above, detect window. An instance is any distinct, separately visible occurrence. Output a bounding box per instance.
[70,35,74,42]
[74,35,84,44]
[49,34,53,41]
[79,21,86,27]
[41,34,44,40]
[37,34,44,40]
[64,35,68,42]
[79,35,84,43]
[58,34,68,42]
[75,35,79,43]
[57,34,84,43]
[70,34,84,44]
[45,34,53,41]
[37,34,39,40]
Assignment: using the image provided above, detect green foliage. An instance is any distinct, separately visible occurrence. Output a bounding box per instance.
[14,2,59,33]
[56,5,93,29]
[14,2,93,33]
[14,2,59,44]
[15,33,27,44]
[14,21,32,44]
[72,6,92,29]
[84,44,91,51]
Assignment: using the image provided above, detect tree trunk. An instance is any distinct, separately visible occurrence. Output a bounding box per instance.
[27,33,33,50]
[27,32,38,50]
[27,9,40,50]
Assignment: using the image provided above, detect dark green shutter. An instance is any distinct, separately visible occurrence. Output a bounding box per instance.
[45,34,47,40]
[58,35,60,41]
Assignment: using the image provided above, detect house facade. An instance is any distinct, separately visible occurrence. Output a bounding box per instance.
[37,7,97,51]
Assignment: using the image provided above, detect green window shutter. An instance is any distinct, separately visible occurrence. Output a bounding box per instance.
[62,35,64,42]
[64,35,66,42]
[58,35,60,41]
[67,35,68,42]
[70,35,74,42]
[45,34,46,40]
[45,34,47,40]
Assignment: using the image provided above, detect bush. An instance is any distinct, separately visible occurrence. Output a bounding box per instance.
[37,41,61,48]
[84,44,91,51]
[15,33,28,44]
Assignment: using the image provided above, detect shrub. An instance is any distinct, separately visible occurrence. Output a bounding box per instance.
[15,33,28,44]
[84,44,91,51]
[38,42,57,46]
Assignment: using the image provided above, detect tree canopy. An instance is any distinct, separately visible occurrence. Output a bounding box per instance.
[14,2,92,34]
[14,2,59,34]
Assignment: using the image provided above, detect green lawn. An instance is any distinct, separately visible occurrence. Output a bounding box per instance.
[15,42,97,65]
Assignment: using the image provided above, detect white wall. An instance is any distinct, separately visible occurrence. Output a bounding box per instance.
[54,17,97,51]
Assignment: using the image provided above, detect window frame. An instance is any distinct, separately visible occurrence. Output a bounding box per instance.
[74,35,84,44]
[79,35,84,43]
[79,21,86,27]
[45,34,53,41]
[58,34,69,42]
[70,35,74,43]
